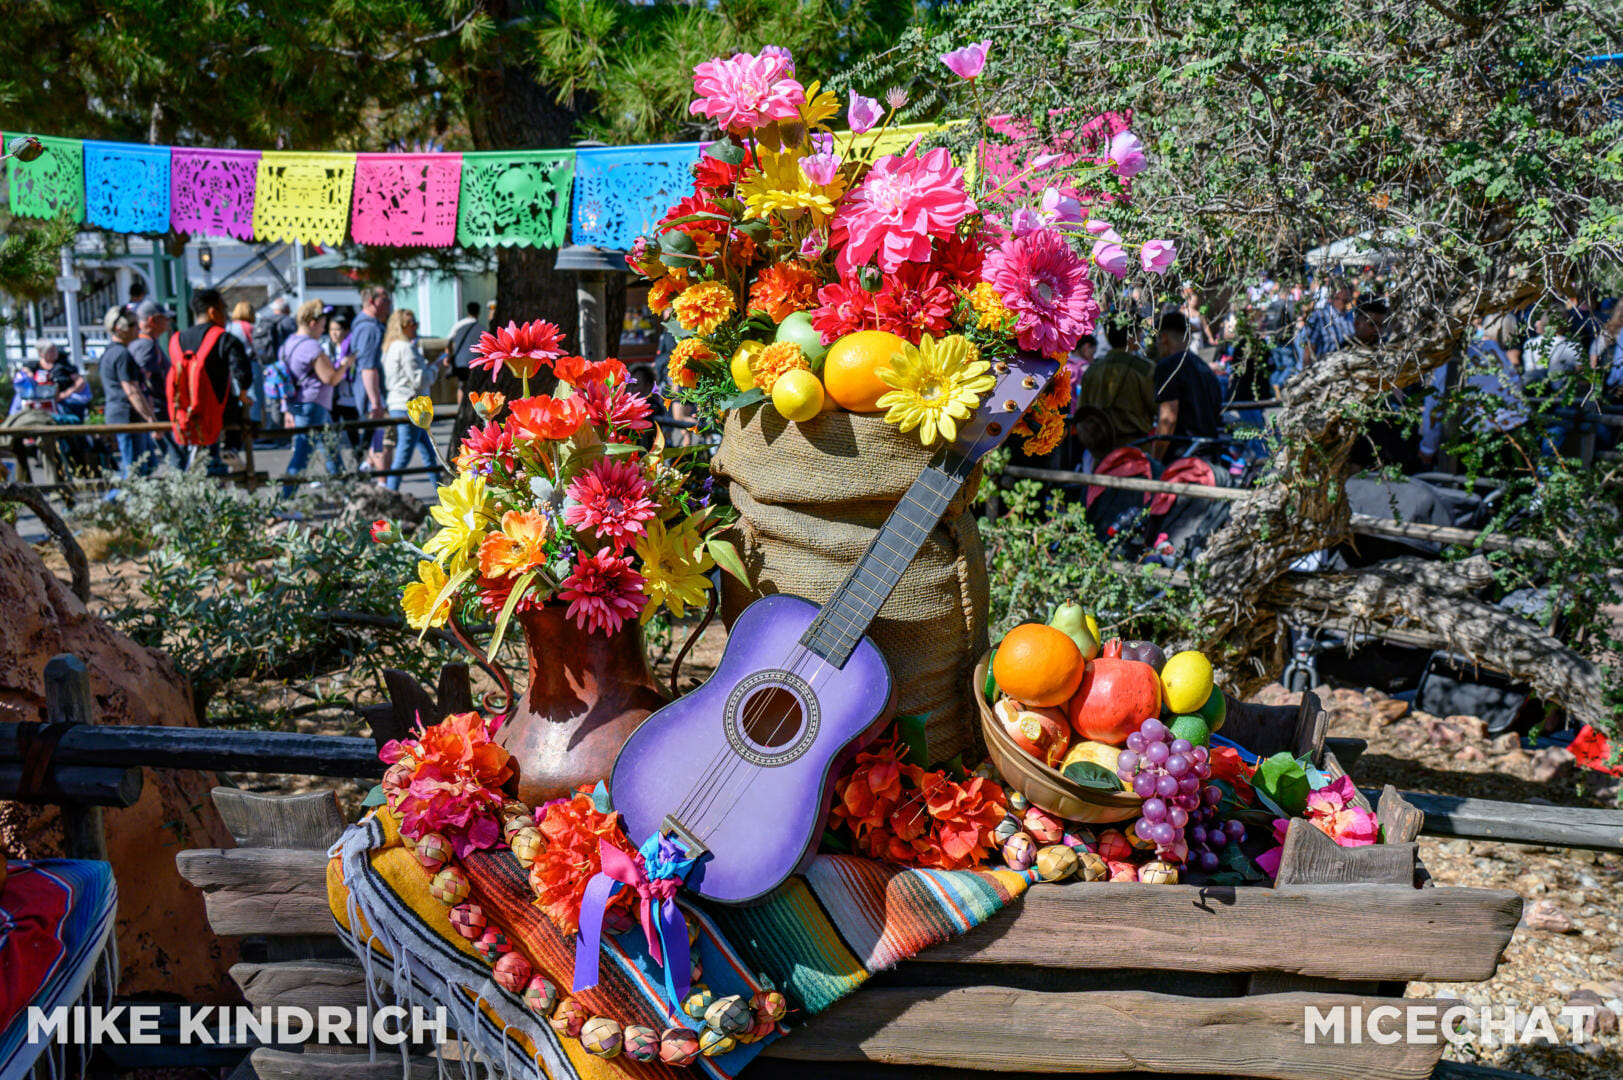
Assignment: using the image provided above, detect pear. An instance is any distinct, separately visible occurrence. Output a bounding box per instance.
[1048,602,1101,661]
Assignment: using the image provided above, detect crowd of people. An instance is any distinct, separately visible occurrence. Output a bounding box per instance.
[5,284,491,496]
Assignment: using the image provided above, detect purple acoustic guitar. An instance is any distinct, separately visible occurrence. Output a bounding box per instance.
[610,350,1058,903]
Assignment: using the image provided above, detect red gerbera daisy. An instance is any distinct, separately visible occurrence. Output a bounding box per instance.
[471,319,566,380]
[809,276,879,344]
[934,232,986,287]
[455,420,516,473]
[874,262,956,343]
[563,459,657,551]
[557,546,646,636]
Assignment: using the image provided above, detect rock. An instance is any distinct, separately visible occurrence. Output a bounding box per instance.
[1458,745,1486,762]
[1371,698,1409,724]
[1444,714,1489,740]
[1489,733,1521,755]
[1247,682,1300,708]
[335,483,429,537]
[1565,989,1617,1038]
[1528,746,1575,784]
[1427,718,1465,747]
[1521,899,1576,934]
[0,522,237,1002]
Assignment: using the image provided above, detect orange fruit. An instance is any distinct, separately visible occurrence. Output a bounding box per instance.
[822,330,908,413]
[992,623,1085,708]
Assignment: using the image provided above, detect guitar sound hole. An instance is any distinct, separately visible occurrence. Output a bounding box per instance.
[740,687,804,749]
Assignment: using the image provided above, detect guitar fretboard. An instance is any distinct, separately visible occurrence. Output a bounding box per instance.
[801,445,978,668]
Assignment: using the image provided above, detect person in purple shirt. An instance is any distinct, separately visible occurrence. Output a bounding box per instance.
[280,299,353,496]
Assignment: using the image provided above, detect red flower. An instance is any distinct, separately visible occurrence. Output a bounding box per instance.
[528,792,637,935]
[692,146,757,193]
[557,547,646,636]
[455,420,516,472]
[471,320,566,380]
[579,380,653,438]
[830,738,1008,870]
[933,233,985,287]
[369,519,399,543]
[873,262,956,343]
[379,712,513,858]
[659,194,729,238]
[509,394,589,443]
[809,276,879,344]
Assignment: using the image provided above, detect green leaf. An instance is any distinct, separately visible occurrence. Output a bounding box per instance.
[487,570,537,661]
[658,210,734,229]
[601,441,641,456]
[1218,839,1265,882]
[705,141,746,165]
[361,784,387,807]
[1063,760,1124,792]
[1252,751,1310,816]
[720,387,766,410]
[705,537,749,584]
[419,566,474,643]
[895,713,931,766]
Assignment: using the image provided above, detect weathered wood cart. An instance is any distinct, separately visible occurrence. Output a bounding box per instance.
[164,673,1522,1080]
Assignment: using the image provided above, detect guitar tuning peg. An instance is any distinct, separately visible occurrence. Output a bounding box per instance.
[986,421,1003,436]
[1021,376,1038,389]
[993,361,1009,373]
[1003,399,1018,412]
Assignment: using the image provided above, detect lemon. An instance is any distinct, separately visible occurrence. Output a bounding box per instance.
[771,369,825,422]
[1060,740,1123,782]
[1160,651,1214,715]
[731,340,765,391]
[1085,611,1100,642]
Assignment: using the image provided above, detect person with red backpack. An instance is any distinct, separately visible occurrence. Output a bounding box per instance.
[167,287,254,475]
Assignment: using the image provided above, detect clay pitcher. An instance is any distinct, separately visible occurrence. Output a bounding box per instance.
[495,604,666,805]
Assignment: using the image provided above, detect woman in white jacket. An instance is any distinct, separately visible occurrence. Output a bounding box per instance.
[381,308,446,491]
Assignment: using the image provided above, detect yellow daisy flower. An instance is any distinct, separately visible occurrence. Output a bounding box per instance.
[634,516,715,623]
[422,472,495,571]
[751,340,809,393]
[875,334,995,446]
[401,560,452,631]
[798,81,840,129]
[671,280,737,335]
[739,147,844,225]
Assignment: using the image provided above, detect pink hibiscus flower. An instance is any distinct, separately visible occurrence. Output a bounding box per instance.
[564,459,657,551]
[689,51,806,134]
[558,547,646,636]
[983,227,1100,354]
[831,145,976,276]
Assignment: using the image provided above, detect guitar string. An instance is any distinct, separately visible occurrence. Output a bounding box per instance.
[680,469,965,842]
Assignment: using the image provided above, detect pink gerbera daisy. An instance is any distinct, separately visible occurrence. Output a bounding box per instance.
[983,227,1100,355]
[558,547,646,636]
[563,459,657,551]
[471,320,566,380]
[455,420,515,473]
[831,146,976,276]
[688,51,805,135]
[580,380,654,438]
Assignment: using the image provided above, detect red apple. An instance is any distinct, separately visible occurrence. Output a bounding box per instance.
[1067,658,1162,744]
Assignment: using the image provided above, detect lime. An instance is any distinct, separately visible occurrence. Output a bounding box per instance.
[771,369,825,422]
[1168,714,1211,747]
[1160,650,1214,715]
[984,647,999,701]
[1196,687,1227,733]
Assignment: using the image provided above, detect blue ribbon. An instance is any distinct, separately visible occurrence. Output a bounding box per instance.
[573,832,697,1010]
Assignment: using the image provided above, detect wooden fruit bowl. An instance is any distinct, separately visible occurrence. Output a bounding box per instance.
[973,651,1143,824]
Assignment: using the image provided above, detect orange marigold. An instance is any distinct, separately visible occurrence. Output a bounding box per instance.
[668,338,717,389]
[1021,408,1066,456]
[1043,364,1073,412]
[670,280,736,335]
[527,792,637,935]
[647,276,685,316]
[752,340,809,393]
[966,281,1014,331]
[748,261,819,324]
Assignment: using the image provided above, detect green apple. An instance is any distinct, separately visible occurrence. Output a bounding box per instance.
[775,310,828,369]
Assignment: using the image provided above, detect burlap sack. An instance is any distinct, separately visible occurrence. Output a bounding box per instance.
[711,406,989,762]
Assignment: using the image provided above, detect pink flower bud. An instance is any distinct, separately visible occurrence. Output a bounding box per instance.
[847,92,883,134]
[940,40,991,81]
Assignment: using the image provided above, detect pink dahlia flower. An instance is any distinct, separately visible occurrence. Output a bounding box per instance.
[558,547,646,636]
[689,51,805,134]
[847,91,883,134]
[940,40,991,81]
[1141,239,1178,275]
[984,227,1100,354]
[831,145,976,276]
[564,458,657,552]
[1107,130,1148,178]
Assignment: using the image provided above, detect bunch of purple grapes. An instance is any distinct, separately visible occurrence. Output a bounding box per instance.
[1115,718,1245,873]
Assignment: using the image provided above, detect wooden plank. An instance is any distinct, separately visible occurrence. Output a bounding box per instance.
[176,848,335,936]
[1362,789,1623,852]
[251,1049,438,1080]
[1274,819,1418,888]
[230,960,372,1011]
[0,763,142,807]
[185,848,1520,980]
[212,789,346,849]
[759,988,1445,1079]
[1378,785,1426,845]
[44,653,112,859]
[927,884,1520,982]
[0,724,382,777]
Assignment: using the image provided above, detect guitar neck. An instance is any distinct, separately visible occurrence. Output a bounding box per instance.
[801,445,978,668]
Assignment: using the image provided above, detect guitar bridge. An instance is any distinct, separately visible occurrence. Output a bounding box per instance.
[662,815,709,860]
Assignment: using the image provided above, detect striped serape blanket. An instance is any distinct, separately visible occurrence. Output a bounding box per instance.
[1,860,119,1080]
[330,809,1033,1080]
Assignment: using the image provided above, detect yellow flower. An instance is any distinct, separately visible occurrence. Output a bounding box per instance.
[634,516,715,623]
[751,340,809,393]
[671,280,737,335]
[668,338,717,389]
[422,472,494,571]
[798,81,840,129]
[401,560,452,631]
[875,334,995,446]
[739,147,844,225]
[406,396,435,430]
[966,282,1015,332]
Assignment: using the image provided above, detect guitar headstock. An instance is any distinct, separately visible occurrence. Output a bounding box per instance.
[949,350,1061,465]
